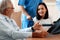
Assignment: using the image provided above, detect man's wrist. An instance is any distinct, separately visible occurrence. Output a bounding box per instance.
[31,27,35,32]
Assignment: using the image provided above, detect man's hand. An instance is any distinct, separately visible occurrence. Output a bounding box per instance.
[32,30,48,38]
[32,22,48,38]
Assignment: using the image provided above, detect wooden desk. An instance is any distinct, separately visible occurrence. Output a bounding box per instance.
[16,34,60,40]
[26,34,60,40]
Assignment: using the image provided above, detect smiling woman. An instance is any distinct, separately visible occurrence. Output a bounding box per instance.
[33,2,52,31]
[33,3,49,22]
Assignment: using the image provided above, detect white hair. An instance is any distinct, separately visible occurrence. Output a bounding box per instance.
[0,0,13,13]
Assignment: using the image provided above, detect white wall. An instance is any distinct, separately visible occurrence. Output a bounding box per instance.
[44,0,60,21]
[11,0,20,12]
[45,2,59,22]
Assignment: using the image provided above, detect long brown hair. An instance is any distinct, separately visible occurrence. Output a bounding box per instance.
[36,2,49,20]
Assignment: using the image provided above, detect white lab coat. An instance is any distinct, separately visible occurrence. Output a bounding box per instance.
[0,14,32,40]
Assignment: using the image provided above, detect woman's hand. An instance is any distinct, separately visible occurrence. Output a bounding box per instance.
[33,22,43,30]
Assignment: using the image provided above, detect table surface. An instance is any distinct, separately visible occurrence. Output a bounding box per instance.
[16,34,60,40]
[26,34,60,40]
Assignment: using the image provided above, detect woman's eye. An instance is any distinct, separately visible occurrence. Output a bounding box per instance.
[38,8,44,10]
[40,7,44,9]
[38,9,40,10]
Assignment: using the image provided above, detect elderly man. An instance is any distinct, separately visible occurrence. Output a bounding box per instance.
[0,0,48,40]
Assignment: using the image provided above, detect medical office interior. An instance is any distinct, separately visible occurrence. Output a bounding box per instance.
[11,0,59,27]
[11,0,60,39]
[0,0,60,40]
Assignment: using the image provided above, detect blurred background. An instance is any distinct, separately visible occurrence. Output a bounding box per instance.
[11,0,59,28]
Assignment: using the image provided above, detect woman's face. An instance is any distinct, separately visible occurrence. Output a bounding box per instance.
[38,4,47,17]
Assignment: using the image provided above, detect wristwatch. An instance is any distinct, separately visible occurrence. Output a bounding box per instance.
[31,27,35,32]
